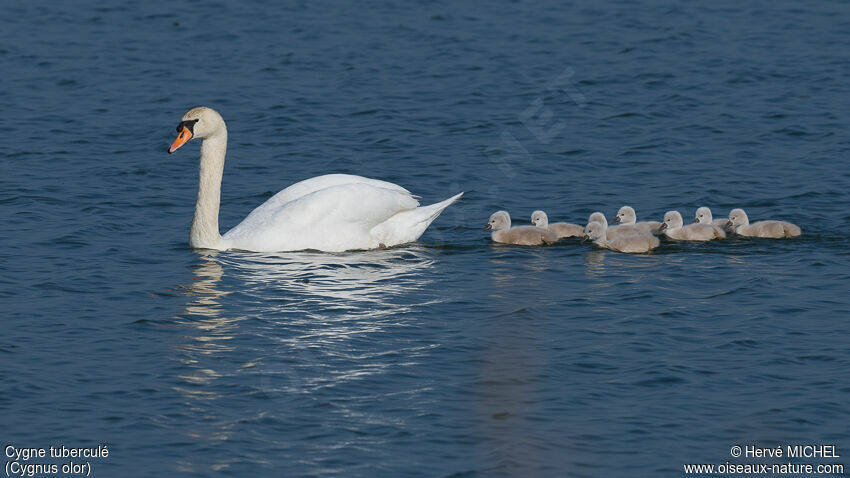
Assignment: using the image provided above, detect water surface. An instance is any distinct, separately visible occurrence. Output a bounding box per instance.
[2,0,849,476]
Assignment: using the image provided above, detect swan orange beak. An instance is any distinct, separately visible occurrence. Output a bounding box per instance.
[168,126,193,154]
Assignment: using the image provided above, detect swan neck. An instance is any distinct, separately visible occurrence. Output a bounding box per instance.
[190,132,227,249]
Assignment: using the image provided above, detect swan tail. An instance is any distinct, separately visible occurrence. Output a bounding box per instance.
[371,192,463,246]
[416,192,464,225]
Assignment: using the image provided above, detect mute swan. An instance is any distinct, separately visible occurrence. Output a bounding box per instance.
[583,221,659,253]
[530,210,583,238]
[168,106,463,252]
[587,212,651,240]
[662,211,726,241]
[693,207,731,229]
[728,208,801,238]
[612,206,664,234]
[484,211,558,245]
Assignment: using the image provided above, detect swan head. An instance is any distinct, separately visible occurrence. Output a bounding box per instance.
[613,206,636,224]
[694,206,713,224]
[168,106,227,153]
[663,210,684,230]
[588,212,607,228]
[484,211,511,231]
[530,210,548,228]
[583,221,605,243]
[728,208,749,227]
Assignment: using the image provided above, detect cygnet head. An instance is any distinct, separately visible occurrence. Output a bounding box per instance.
[613,206,637,224]
[530,210,549,228]
[663,210,684,230]
[588,212,608,228]
[168,106,227,153]
[484,211,511,231]
[694,206,713,224]
[583,221,606,243]
[728,208,749,227]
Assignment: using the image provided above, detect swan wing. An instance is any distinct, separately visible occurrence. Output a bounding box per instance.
[223,183,419,252]
[243,174,414,221]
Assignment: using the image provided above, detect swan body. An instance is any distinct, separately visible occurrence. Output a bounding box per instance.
[694,206,731,229]
[485,211,558,245]
[612,206,664,234]
[728,208,801,238]
[662,211,726,241]
[584,221,659,253]
[531,210,583,238]
[169,106,463,252]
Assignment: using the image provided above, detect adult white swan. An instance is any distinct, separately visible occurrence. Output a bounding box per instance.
[168,106,463,252]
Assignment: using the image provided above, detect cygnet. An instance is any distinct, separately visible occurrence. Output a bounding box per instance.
[531,210,583,238]
[484,211,559,245]
[612,205,664,235]
[728,208,801,238]
[662,210,726,241]
[693,206,731,230]
[583,221,660,253]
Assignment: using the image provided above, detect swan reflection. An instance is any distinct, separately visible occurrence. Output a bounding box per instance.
[183,254,229,318]
[168,246,440,473]
[184,248,434,351]
[176,246,437,341]
[174,246,438,373]
[224,246,437,321]
[224,247,440,403]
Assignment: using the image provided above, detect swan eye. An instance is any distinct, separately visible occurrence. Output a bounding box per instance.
[176,118,200,133]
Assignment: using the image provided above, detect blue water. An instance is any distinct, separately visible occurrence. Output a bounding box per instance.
[2,0,849,476]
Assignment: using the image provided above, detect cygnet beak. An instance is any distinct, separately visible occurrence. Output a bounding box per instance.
[693,217,700,224]
[581,235,589,244]
[657,223,668,232]
[612,216,621,223]
[483,224,492,231]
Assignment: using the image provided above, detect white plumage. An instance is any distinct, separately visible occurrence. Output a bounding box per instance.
[169,107,462,252]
